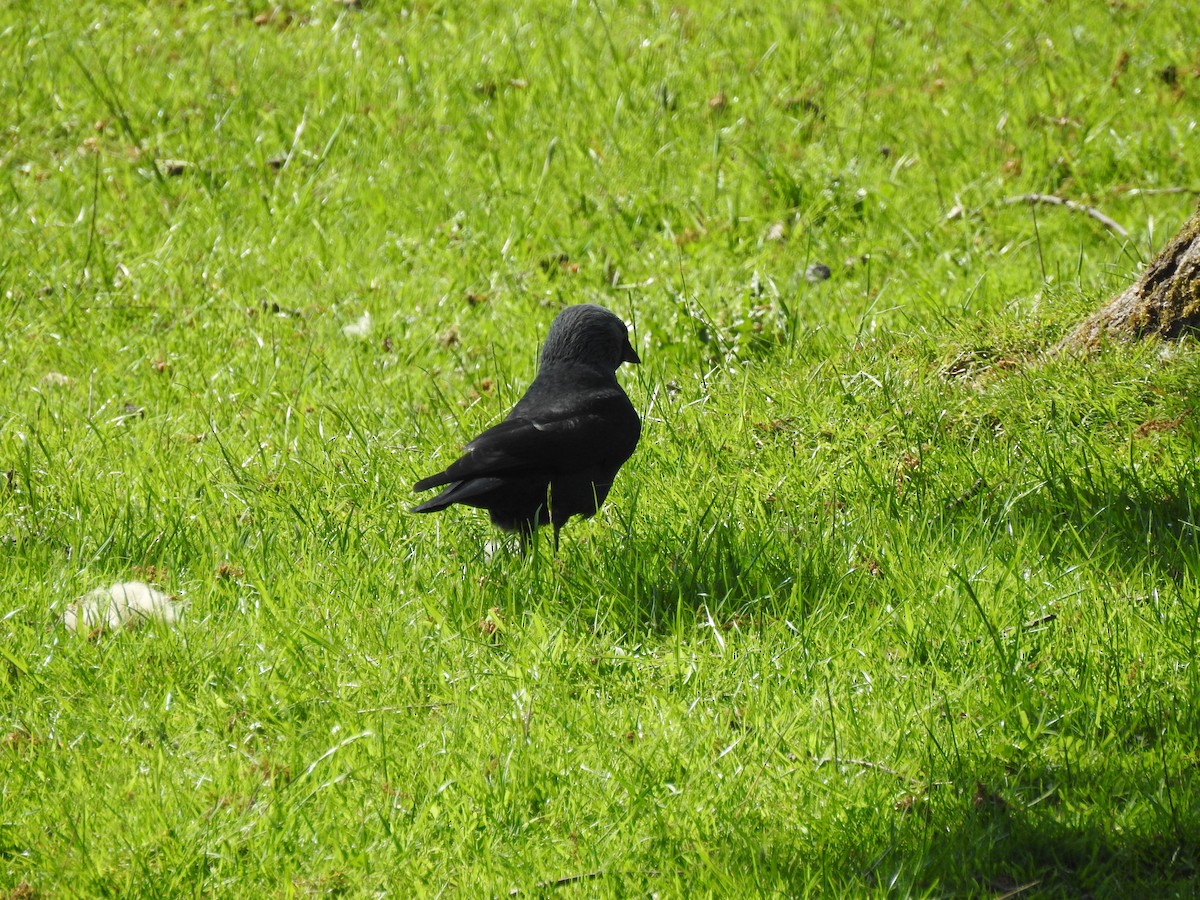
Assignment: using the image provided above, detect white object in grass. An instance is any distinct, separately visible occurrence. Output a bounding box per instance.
[63,582,184,633]
[342,311,372,338]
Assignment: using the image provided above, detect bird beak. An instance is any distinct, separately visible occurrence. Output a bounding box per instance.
[623,337,641,365]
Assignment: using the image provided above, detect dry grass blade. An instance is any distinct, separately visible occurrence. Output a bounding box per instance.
[1003,193,1129,238]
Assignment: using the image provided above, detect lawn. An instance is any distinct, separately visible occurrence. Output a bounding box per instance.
[3,1,1200,895]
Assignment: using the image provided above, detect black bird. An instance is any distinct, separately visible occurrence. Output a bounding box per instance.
[411,304,642,551]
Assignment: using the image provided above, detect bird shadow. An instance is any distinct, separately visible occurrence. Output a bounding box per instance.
[551,513,821,633]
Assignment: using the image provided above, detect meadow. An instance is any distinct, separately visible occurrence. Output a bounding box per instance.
[3,1,1200,895]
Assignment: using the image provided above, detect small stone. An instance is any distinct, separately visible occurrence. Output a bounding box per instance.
[805,263,832,283]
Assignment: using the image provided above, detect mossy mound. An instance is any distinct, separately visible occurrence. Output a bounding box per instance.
[1057,201,1200,352]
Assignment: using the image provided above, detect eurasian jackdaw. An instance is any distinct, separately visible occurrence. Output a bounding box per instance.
[411,304,642,551]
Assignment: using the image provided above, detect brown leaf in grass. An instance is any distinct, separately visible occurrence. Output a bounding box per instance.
[1134,408,1191,438]
[972,781,1007,811]
[2,729,38,753]
[478,607,504,636]
[1110,49,1130,86]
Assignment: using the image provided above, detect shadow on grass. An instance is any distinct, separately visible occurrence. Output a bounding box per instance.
[904,785,1200,897]
[561,515,850,632]
[705,779,1200,896]
[1014,450,1200,585]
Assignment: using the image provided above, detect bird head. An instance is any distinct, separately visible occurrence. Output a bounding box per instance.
[540,304,641,371]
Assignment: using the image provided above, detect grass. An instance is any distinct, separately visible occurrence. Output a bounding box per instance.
[3,0,1200,895]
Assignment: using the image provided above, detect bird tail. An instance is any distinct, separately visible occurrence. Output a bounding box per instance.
[410,477,507,513]
[413,472,452,492]
[410,493,455,514]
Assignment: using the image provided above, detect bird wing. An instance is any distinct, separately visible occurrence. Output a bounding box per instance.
[412,393,638,493]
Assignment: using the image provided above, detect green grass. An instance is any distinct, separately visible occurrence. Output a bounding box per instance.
[4,0,1200,895]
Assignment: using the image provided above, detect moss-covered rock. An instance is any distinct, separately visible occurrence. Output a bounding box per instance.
[1057,202,1200,351]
